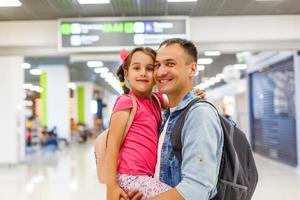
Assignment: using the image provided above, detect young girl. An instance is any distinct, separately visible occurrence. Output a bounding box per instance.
[105,47,171,200]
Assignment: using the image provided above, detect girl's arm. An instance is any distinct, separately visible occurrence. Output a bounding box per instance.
[105,109,131,200]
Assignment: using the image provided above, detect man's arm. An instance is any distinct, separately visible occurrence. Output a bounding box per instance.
[175,103,223,200]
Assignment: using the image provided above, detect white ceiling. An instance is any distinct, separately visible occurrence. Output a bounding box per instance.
[14,0,299,93]
[0,0,299,21]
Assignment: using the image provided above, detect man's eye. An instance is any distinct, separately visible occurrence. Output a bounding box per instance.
[154,63,160,68]
[166,62,175,67]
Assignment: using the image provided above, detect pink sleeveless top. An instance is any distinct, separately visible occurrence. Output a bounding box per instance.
[112,92,163,176]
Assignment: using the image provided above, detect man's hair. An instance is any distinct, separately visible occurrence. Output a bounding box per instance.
[159,38,198,64]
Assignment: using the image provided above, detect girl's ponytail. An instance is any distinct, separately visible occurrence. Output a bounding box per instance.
[116,64,130,94]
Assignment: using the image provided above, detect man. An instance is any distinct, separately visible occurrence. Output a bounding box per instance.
[127,38,224,200]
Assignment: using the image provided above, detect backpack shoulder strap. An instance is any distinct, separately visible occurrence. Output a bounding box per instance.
[172,98,219,162]
[152,93,162,110]
[122,94,137,141]
[152,93,162,120]
[172,98,200,162]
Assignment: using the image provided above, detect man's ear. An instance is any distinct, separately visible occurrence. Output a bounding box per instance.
[189,62,197,77]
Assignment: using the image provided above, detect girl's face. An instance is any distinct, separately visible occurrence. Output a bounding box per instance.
[125,51,155,97]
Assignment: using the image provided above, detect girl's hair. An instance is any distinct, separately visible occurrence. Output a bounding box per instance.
[116,47,156,94]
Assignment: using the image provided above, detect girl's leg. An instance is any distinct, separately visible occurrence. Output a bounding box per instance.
[118,174,171,199]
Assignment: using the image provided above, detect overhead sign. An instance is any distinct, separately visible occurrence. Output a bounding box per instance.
[58,17,188,52]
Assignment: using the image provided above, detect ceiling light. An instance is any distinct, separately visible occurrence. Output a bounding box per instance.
[100,72,113,78]
[210,77,219,84]
[195,84,205,90]
[197,65,205,71]
[207,80,215,86]
[108,80,119,87]
[216,73,224,79]
[94,67,109,74]
[167,0,197,2]
[23,84,33,90]
[87,61,103,68]
[256,0,281,1]
[77,0,110,4]
[109,83,122,94]
[32,85,43,93]
[22,63,31,69]
[213,77,222,83]
[204,51,221,56]
[104,77,113,82]
[104,72,114,79]
[100,73,106,78]
[197,58,213,65]
[234,64,247,70]
[200,82,210,89]
[0,0,22,7]
[29,69,43,76]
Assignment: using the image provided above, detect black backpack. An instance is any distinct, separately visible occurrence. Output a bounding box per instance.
[171,98,258,200]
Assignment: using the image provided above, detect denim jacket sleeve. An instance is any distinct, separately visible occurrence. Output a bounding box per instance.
[175,103,224,200]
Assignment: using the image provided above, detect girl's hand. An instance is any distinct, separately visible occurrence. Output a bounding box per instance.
[107,184,129,200]
[193,88,207,100]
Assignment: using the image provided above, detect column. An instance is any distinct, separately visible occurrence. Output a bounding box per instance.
[76,82,94,129]
[40,65,70,141]
[0,56,25,164]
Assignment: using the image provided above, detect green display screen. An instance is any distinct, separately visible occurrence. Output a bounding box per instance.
[58,17,188,52]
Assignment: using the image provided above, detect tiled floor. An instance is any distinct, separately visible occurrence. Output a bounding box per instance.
[0,142,106,200]
[0,141,299,200]
[252,154,300,200]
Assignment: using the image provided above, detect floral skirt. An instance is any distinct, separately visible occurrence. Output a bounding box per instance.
[118,173,171,199]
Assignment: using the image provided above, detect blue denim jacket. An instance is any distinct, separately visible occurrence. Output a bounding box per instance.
[159,91,224,200]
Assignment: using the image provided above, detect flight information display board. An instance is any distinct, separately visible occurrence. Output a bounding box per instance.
[58,17,188,52]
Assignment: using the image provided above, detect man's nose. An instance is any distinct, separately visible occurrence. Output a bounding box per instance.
[156,65,167,77]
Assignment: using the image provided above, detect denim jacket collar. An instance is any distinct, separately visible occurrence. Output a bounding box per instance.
[174,91,196,112]
[163,91,196,120]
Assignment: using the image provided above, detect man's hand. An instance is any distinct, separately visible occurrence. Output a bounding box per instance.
[107,184,128,200]
[120,189,143,200]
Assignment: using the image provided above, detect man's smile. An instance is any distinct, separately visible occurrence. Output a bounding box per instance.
[157,79,172,84]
